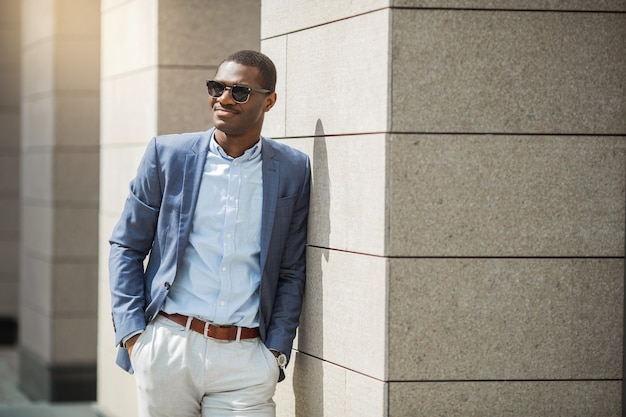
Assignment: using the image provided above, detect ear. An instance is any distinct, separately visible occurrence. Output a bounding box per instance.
[264,92,277,112]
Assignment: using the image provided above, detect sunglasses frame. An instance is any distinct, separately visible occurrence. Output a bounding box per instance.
[206,80,271,104]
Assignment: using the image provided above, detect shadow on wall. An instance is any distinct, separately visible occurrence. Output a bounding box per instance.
[294,119,330,417]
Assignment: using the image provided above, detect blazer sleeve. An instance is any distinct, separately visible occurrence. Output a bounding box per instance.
[265,154,311,363]
[108,137,163,347]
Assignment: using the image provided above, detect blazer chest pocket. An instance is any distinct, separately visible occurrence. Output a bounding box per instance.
[273,195,298,236]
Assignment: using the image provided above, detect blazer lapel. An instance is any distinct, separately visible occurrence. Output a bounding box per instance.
[260,138,279,273]
[176,129,212,264]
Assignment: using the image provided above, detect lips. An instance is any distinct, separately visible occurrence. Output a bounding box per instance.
[213,105,239,117]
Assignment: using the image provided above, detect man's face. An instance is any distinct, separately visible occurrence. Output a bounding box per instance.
[210,61,275,138]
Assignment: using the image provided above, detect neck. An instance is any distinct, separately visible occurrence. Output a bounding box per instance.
[214,130,260,158]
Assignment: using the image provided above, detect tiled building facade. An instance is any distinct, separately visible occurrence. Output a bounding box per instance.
[1,1,624,416]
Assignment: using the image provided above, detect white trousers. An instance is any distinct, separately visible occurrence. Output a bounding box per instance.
[131,315,279,417]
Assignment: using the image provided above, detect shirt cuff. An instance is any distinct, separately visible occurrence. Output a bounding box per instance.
[122,330,143,348]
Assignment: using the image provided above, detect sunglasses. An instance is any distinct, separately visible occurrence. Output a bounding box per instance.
[206,80,271,104]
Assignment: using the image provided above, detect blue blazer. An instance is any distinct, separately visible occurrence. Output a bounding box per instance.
[109,128,311,376]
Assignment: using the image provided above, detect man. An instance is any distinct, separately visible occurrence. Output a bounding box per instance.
[109,50,311,417]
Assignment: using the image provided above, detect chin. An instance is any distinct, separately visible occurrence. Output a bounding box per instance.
[212,119,229,131]
[213,123,242,137]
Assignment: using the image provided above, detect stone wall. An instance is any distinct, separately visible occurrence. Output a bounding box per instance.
[0,0,21,345]
[18,0,100,401]
[265,1,626,416]
[95,1,625,415]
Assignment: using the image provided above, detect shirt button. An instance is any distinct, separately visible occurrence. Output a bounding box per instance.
[226,233,232,239]
[221,266,227,272]
[229,196,235,202]
[220,301,225,306]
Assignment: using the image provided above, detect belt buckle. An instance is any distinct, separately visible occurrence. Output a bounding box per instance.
[203,321,212,338]
[203,322,242,341]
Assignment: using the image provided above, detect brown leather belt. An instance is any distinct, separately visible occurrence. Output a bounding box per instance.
[159,312,259,341]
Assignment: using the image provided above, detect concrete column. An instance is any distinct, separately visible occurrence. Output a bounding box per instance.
[19,0,100,401]
[0,0,21,345]
[97,1,261,416]
[263,1,626,416]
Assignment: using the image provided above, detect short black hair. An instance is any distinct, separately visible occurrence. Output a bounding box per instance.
[221,50,277,92]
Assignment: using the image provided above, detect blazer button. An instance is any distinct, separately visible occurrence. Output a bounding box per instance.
[164,282,171,290]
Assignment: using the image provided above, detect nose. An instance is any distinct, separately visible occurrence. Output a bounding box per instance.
[212,87,236,104]
[218,86,236,103]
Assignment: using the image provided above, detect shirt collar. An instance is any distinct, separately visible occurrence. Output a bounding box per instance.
[209,134,263,161]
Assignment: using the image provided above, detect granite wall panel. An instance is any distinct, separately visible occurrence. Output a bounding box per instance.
[283,9,390,137]
[159,0,260,67]
[388,258,623,381]
[389,135,626,257]
[298,247,387,380]
[158,67,214,135]
[276,352,386,417]
[391,10,626,134]
[261,0,389,39]
[287,134,387,255]
[392,0,626,11]
[389,380,621,417]
[100,70,158,146]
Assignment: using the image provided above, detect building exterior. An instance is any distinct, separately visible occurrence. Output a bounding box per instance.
[3,0,100,401]
[0,0,21,347]
[1,0,624,416]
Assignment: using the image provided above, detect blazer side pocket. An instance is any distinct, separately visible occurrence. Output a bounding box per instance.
[276,194,297,209]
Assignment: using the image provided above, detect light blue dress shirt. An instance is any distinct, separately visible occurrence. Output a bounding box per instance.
[162,135,263,328]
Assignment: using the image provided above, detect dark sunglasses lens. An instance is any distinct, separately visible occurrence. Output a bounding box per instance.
[207,81,225,97]
[231,86,251,103]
